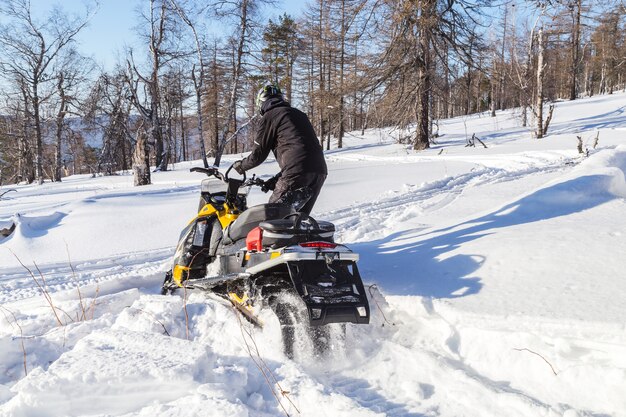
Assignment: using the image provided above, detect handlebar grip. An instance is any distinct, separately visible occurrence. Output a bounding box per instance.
[190,167,216,176]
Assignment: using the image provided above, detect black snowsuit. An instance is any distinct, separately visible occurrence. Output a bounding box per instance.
[238,98,327,214]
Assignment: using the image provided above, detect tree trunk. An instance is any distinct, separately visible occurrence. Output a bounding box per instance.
[18,87,35,184]
[414,2,432,151]
[32,80,44,184]
[521,24,535,128]
[214,0,249,167]
[536,28,545,139]
[490,51,497,117]
[150,0,167,171]
[133,128,151,186]
[443,45,451,119]
[151,82,166,171]
[569,0,582,101]
[499,5,508,111]
[326,48,332,150]
[180,93,187,162]
[54,74,67,182]
[337,0,346,149]
[210,45,219,158]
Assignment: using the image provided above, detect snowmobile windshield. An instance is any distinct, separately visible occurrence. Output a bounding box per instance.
[201,178,228,195]
[201,178,250,196]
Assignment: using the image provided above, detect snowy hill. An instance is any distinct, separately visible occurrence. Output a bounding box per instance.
[1,92,625,417]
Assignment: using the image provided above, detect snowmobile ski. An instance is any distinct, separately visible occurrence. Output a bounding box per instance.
[227,292,263,328]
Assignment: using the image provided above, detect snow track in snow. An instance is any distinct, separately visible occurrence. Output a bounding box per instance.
[325,152,573,243]
[0,248,172,304]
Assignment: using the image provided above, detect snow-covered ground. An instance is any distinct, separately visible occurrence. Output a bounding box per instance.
[1,92,625,417]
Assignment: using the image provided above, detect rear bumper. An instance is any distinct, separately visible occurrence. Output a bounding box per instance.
[246,249,359,275]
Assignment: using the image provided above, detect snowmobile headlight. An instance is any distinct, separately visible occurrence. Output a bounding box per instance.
[357,306,367,317]
[311,308,322,320]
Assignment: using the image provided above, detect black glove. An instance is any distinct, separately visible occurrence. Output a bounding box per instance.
[232,160,245,175]
[261,173,281,193]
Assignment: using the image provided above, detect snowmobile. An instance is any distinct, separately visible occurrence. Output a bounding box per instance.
[162,165,370,356]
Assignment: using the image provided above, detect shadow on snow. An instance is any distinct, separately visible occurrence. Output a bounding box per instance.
[354,174,619,298]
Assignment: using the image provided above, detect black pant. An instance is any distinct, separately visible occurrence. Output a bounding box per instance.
[269,172,326,215]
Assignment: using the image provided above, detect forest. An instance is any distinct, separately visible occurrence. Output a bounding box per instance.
[0,0,624,186]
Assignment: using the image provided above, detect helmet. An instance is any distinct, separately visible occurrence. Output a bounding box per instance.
[256,84,283,114]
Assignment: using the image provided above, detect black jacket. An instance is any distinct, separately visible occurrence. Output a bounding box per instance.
[239,98,327,177]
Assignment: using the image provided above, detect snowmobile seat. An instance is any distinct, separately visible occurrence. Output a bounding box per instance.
[259,214,335,248]
[222,203,295,246]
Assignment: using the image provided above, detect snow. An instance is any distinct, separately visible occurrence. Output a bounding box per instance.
[1,91,626,416]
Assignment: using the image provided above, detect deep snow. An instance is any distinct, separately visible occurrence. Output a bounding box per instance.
[1,92,626,417]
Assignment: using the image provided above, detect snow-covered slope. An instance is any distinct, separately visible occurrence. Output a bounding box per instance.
[1,92,625,417]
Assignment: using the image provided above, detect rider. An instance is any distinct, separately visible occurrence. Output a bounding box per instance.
[232,84,327,215]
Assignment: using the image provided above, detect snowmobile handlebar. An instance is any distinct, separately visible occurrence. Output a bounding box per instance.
[190,166,221,178]
[190,166,270,191]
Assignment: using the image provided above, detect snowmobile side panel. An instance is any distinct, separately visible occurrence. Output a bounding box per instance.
[171,215,221,285]
[215,203,241,229]
[197,202,219,220]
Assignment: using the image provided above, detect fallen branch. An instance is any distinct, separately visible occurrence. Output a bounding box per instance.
[0,189,16,199]
[10,250,63,326]
[182,283,191,340]
[368,285,394,327]
[233,305,299,416]
[465,133,487,148]
[65,243,87,321]
[513,347,558,375]
[129,307,170,336]
[576,136,588,156]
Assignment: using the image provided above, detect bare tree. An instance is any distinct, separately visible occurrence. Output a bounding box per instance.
[590,9,624,95]
[328,0,367,149]
[168,0,210,168]
[1,77,36,183]
[85,68,136,176]
[125,62,153,186]
[300,0,348,150]
[365,0,489,150]
[210,0,264,167]
[535,26,546,138]
[567,0,583,100]
[51,48,94,181]
[0,0,94,184]
[127,0,185,173]
[511,12,540,128]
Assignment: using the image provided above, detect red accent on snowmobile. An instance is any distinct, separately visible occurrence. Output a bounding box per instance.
[299,241,338,249]
[246,226,263,252]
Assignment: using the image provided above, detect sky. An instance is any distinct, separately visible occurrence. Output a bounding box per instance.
[66,0,308,71]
